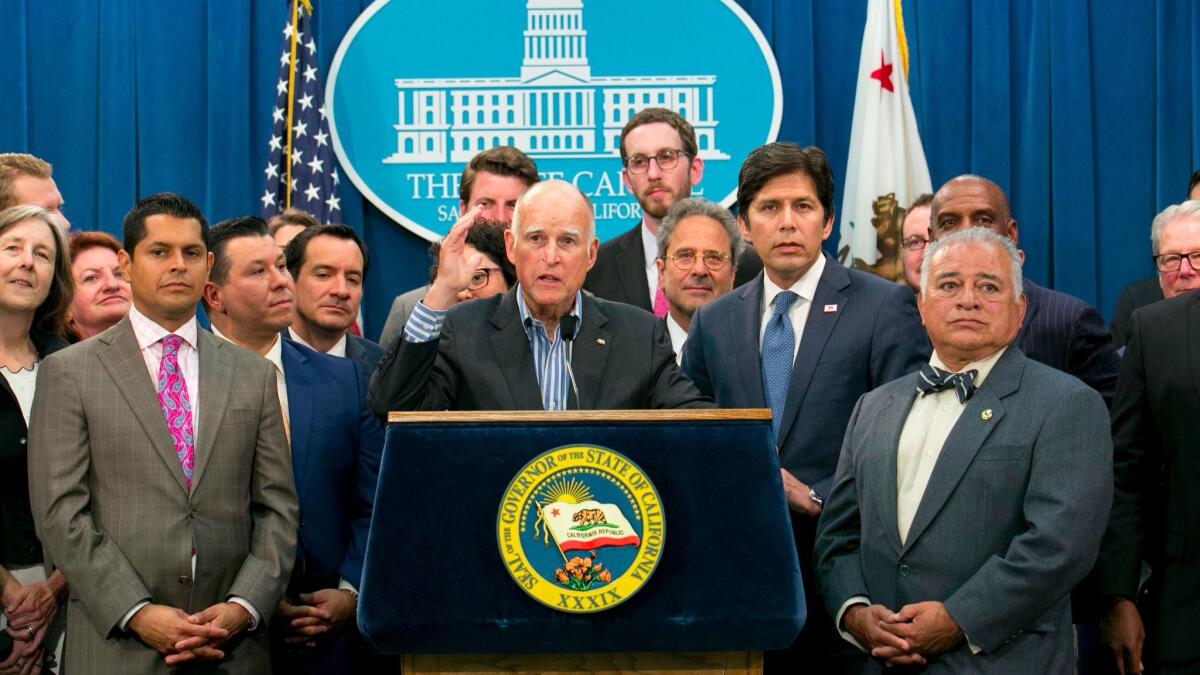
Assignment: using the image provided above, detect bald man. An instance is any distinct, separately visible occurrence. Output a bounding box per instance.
[367,180,709,415]
[928,175,1120,407]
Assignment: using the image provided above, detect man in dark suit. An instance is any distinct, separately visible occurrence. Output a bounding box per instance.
[368,179,709,415]
[378,146,539,349]
[202,216,385,674]
[1098,225,1200,675]
[283,223,384,374]
[681,143,928,673]
[816,228,1112,672]
[584,108,760,314]
[29,194,299,673]
[928,175,1120,407]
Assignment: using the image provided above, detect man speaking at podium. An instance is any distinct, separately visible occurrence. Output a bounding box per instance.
[367,180,710,414]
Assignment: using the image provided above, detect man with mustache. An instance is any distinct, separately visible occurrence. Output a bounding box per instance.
[682,143,927,673]
[203,217,385,674]
[654,198,741,362]
[585,108,760,315]
[283,224,384,375]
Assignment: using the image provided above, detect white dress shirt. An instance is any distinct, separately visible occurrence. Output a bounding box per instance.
[641,221,659,307]
[664,312,688,365]
[758,253,826,363]
[211,326,289,423]
[1,363,38,424]
[288,329,348,358]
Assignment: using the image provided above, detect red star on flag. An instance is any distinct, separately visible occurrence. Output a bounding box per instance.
[870,50,894,93]
[550,508,561,517]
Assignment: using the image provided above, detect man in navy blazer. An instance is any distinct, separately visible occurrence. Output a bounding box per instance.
[284,224,384,376]
[681,144,927,673]
[927,175,1120,407]
[202,216,385,674]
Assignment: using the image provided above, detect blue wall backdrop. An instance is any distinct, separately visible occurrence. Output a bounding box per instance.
[2,0,1198,341]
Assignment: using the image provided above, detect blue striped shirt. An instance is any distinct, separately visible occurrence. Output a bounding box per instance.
[401,289,582,411]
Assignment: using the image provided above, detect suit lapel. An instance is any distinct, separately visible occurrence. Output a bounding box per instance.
[98,318,190,495]
[778,258,849,448]
[191,330,232,492]
[901,348,1023,553]
[616,226,651,311]
[1015,281,1041,347]
[872,387,914,557]
[490,290,544,409]
[733,275,767,407]
[571,295,611,409]
[282,340,314,490]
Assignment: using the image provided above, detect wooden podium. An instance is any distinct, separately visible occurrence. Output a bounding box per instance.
[359,410,804,674]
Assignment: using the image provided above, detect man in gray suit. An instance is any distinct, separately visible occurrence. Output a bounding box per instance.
[815,228,1112,672]
[28,193,298,673]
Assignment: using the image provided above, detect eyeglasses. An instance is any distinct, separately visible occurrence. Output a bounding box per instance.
[1154,251,1200,273]
[901,235,929,251]
[469,267,503,290]
[625,148,689,175]
[663,249,732,272]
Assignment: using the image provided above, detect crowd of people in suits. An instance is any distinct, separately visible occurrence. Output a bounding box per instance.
[1,106,1199,674]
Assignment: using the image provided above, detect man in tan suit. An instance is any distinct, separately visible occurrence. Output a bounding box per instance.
[28,193,298,673]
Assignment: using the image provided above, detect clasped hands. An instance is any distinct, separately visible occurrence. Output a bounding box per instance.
[276,589,358,654]
[1,575,65,675]
[842,600,965,667]
[128,602,250,666]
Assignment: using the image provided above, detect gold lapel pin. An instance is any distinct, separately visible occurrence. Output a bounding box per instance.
[596,338,606,346]
[981,409,993,421]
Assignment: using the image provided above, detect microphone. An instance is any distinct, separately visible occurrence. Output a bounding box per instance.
[559,315,581,409]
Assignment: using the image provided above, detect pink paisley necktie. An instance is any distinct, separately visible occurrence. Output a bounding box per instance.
[157,334,195,490]
[653,287,669,319]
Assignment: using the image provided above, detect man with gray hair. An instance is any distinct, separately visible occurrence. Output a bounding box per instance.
[367,179,709,415]
[816,228,1112,672]
[654,198,741,362]
[0,153,70,229]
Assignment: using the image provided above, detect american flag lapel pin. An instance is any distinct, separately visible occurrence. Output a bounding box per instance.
[823,304,838,314]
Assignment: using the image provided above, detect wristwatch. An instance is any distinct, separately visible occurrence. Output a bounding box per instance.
[808,488,824,507]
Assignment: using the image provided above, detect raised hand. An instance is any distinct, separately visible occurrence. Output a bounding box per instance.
[424,204,486,310]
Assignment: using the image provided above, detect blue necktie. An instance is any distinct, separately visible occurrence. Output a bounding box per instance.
[761,290,799,445]
[916,364,979,403]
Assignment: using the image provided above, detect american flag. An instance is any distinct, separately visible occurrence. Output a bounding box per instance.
[261,0,341,223]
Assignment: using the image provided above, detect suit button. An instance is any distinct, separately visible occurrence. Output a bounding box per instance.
[899,564,910,577]
[188,509,199,519]
[300,518,307,527]
[19,437,26,445]
[179,575,191,585]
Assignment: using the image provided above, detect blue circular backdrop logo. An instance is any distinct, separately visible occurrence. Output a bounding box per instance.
[328,0,782,242]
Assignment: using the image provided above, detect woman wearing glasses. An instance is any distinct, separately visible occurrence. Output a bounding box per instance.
[427,221,516,304]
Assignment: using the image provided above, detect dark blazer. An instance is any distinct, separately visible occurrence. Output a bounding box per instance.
[0,330,67,566]
[28,319,298,674]
[681,256,929,500]
[1110,276,1163,350]
[280,339,383,591]
[367,288,711,415]
[816,348,1112,672]
[583,221,763,311]
[1097,290,1200,664]
[1017,280,1120,407]
[281,328,384,378]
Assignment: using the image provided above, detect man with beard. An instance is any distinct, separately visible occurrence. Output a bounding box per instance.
[585,108,759,315]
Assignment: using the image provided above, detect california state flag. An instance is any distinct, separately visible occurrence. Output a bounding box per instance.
[541,500,641,553]
[839,0,931,272]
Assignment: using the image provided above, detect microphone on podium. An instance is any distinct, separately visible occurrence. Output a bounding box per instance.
[559,315,581,409]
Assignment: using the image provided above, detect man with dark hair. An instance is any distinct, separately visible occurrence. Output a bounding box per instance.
[29,194,298,672]
[378,146,539,348]
[929,175,1120,406]
[368,179,709,416]
[268,208,321,249]
[900,193,934,290]
[284,224,383,374]
[202,216,385,674]
[682,143,927,673]
[585,108,760,314]
[1110,173,1200,349]
[0,153,69,230]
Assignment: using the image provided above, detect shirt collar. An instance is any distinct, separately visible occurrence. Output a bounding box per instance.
[640,222,658,271]
[211,324,285,376]
[128,303,198,351]
[762,253,826,312]
[930,345,1008,387]
[287,329,347,358]
[516,286,583,335]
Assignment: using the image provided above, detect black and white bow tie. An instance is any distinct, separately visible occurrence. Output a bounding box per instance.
[916,364,979,403]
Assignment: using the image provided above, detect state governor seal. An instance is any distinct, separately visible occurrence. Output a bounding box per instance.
[497,444,665,613]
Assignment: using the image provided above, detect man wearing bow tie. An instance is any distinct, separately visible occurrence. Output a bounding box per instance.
[815,227,1112,672]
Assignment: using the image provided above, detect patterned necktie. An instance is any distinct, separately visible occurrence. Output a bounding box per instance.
[157,334,195,490]
[761,290,800,444]
[916,364,979,403]
[653,287,669,319]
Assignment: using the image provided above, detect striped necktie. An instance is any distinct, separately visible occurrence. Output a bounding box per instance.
[916,364,979,403]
